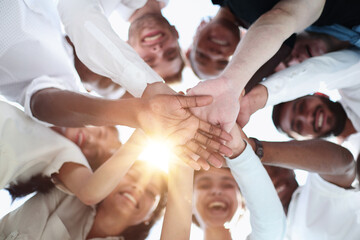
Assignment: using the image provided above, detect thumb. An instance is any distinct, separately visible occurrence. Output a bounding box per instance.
[176,95,213,108]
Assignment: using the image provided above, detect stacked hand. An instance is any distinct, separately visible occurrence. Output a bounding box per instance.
[138,91,233,170]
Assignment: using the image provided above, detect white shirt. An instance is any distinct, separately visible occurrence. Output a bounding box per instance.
[0,0,86,126]
[286,173,360,240]
[261,49,360,132]
[57,0,165,98]
[0,188,120,240]
[226,142,286,240]
[0,100,89,190]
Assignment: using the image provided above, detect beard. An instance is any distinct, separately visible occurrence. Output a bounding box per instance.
[320,99,347,137]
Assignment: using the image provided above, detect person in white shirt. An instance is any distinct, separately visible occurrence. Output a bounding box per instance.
[59,0,184,84]
[177,125,287,240]
[244,136,359,240]
[0,0,232,169]
[236,48,360,156]
[1,161,168,240]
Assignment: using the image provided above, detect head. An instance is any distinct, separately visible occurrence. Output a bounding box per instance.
[128,14,184,83]
[187,17,240,79]
[263,165,298,214]
[52,126,122,170]
[193,167,244,229]
[99,161,167,239]
[272,94,347,139]
[275,31,350,71]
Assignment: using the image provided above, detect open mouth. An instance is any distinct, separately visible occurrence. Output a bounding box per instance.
[306,45,313,58]
[210,37,228,46]
[142,31,164,45]
[207,201,227,212]
[122,192,138,208]
[313,107,325,133]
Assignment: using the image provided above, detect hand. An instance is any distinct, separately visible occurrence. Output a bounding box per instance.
[226,124,247,159]
[138,94,233,169]
[236,93,252,127]
[187,77,241,132]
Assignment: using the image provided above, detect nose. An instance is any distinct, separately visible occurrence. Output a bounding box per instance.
[208,46,222,56]
[210,187,222,196]
[151,43,163,52]
[132,183,144,196]
[295,111,314,133]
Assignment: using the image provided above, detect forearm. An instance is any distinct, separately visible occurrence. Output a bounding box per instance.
[62,129,145,205]
[261,139,356,187]
[220,0,324,93]
[161,161,194,240]
[57,0,163,98]
[31,88,143,128]
[227,142,286,240]
[262,49,360,106]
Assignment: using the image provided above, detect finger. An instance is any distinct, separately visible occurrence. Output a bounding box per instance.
[193,131,233,157]
[198,121,233,142]
[197,157,210,170]
[186,140,224,168]
[174,146,201,171]
[175,95,213,108]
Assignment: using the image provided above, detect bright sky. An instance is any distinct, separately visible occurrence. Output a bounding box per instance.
[0,0,342,239]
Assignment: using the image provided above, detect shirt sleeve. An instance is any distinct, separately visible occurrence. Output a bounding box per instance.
[261,48,360,107]
[226,142,286,240]
[57,0,164,98]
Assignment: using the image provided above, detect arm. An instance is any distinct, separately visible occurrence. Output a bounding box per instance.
[188,0,325,131]
[226,128,286,240]
[57,0,163,97]
[56,129,145,205]
[262,49,360,107]
[259,139,356,188]
[160,159,194,240]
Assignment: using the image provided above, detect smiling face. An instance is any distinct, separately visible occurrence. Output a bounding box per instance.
[189,18,240,79]
[100,162,166,227]
[128,14,183,81]
[193,167,242,228]
[53,126,121,169]
[278,96,339,139]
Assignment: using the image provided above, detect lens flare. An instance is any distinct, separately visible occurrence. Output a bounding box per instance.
[138,139,173,173]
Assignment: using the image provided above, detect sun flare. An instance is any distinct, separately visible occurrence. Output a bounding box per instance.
[138,139,173,173]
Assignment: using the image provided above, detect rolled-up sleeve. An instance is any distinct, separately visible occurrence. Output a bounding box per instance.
[226,142,286,240]
[57,0,163,98]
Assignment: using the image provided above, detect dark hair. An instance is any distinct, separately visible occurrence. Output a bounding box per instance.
[272,102,287,134]
[121,171,168,240]
[6,174,55,201]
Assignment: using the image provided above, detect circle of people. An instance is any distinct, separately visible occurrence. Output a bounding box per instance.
[1,0,360,239]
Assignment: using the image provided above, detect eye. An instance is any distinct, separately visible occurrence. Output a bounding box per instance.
[295,120,303,133]
[164,48,177,60]
[196,183,211,189]
[298,101,305,114]
[196,51,209,60]
[222,183,236,189]
[145,189,157,200]
[144,56,155,65]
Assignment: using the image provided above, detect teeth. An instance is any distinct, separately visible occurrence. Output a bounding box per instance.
[276,184,286,194]
[318,113,323,129]
[144,33,162,42]
[208,201,226,209]
[123,193,137,205]
[210,38,227,46]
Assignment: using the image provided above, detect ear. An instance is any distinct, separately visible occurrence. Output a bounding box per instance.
[185,48,191,60]
[170,25,179,39]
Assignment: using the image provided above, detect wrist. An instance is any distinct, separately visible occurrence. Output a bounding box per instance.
[249,137,264,160]
[249,84,268,113]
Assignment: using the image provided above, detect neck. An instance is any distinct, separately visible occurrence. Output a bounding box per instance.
[87,206,128,239]
[129,0,162,23]
[337,118,356,144]
[203,226,232,240]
